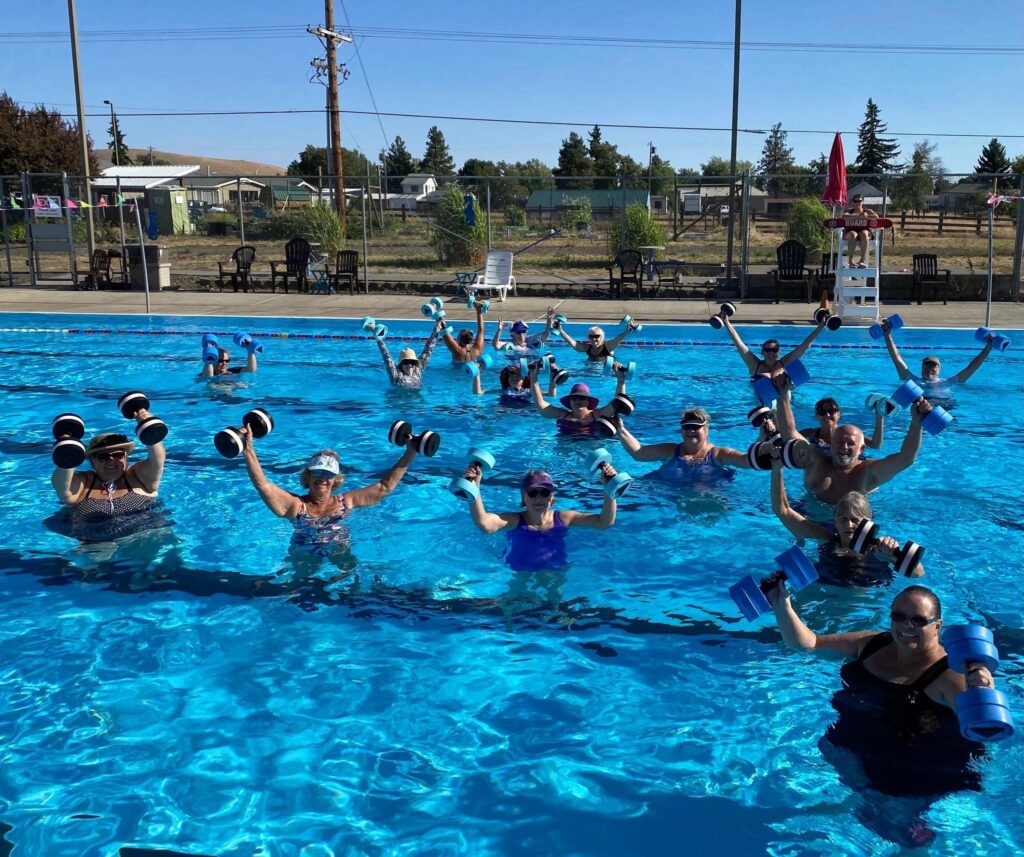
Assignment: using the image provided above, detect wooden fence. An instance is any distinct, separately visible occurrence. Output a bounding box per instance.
[749,211,1017,237]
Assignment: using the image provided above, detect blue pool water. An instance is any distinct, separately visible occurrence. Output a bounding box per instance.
[0,310,1021,856]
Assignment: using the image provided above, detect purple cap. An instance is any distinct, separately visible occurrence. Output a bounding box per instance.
[511,321,529,334]
[521,471,556,492]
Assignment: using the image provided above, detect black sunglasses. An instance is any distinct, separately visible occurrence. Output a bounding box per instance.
[94,450,126,462]
[763,347,779,353]
[817,408,839,416]
[890,611,939,628]
[526,487,552,498]
[923,360,940,367]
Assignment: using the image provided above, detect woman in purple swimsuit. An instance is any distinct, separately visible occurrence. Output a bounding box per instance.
[460,468,619,572]
[530,367,626,436]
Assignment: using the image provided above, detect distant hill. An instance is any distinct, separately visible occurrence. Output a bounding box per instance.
[93,148,287,177]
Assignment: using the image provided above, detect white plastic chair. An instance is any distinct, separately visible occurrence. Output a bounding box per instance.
[470,251,517,301]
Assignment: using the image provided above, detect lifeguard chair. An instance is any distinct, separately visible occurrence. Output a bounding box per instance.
[823,216,893,325]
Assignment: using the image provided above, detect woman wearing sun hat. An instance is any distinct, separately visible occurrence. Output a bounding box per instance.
[375,318,442,388]
[530,367,626,436]
[51,416,166,531]
[459,467,620,572]
[237,425,421,556]
[613,406,755,485]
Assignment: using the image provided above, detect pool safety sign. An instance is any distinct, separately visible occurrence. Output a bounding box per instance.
[33,195,63,217]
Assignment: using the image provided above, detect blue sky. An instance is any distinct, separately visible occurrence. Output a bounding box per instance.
[3,0,1022,176]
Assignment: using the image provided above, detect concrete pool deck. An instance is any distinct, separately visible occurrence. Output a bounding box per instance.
[1,287,1022,328]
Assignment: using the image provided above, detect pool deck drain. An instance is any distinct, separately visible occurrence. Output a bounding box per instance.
[1,288,1022,329]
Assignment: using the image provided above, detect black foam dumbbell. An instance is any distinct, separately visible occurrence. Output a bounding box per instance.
[388,419,441,457]
[51,412,87,469]
[214,408,275,459]
[117,391,169,446]
[850,519,925,576]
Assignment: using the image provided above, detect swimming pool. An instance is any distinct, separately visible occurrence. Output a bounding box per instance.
[0,310,1021,856]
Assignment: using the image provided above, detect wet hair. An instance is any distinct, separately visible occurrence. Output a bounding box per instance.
[680,406,710,425]
[298,448,345,489]
[762,339,780,351]
[893,585,942,619]
[457,328,473,346]
[499,365,523,390]
[815,397,840,415]
[834,491,872,523]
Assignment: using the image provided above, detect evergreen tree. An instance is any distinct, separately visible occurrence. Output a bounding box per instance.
[854,99,901,176]
[554,132,594,189]
[588,125,619,188]
[458,158,500,192]
[0,92,98,180]
[384,136,418,191]
[287,144,327,178]
[421,126,454,176]
[495,158,555,206]
[700,156,753,177]
[107,117,133,166]
[756,123,794,193]
[974,138,1010,186]
[646,153,676,197]
[891,141,936,213]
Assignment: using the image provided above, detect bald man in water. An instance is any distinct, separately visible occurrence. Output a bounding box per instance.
[772,374,929,505]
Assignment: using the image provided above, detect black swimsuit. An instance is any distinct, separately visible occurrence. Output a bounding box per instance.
[823,632,982,797]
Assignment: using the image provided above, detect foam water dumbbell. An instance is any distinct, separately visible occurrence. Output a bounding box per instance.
[233,332,263,354]
[550,313,568,331]
[747,405,781,443]
[464,353,495,377]
[850,519,925,576]
[729,546,819,621]
[890,380,952,435]
[214,408,274,459]
[813,306,843,331]
[780,438,813,469]
[975,327,1011,352]
[362,316,388,338]
[388,420,441,456]
[51,412,87,469]
[420,297,444,318]
[708,302,736,330]
[465,294,490,313]
[447,447,496,501]
[943,625,1015,742]
[603,357,637,380]
[609,392,635,417]
[117,391,168,446]
[868,313,904,341]
[586,447,633,498]
[864,393,902,418]
[620,315,643,333]
[753,358,811,406]
[201,333,219,364]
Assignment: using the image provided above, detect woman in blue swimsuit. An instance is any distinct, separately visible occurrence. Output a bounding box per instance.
[765,583,998,846]
[460,467,619,572]
[239,425,421,559]
[770,447,925,584]
[614,406,752,485]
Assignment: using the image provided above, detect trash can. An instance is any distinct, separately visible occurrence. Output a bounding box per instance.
[126,244,170,291]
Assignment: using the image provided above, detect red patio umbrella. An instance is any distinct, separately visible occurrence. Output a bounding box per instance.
[821,132,847,209]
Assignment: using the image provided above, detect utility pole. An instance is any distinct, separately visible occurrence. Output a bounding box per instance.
[724,0,742,292]
[647,142,655,197]
[308,4,351,230]
[67,0,96,258]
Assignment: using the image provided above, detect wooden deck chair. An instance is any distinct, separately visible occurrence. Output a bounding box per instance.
[469,251,517,301]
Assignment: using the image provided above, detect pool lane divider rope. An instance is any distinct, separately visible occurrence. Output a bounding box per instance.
[0,328,994,351]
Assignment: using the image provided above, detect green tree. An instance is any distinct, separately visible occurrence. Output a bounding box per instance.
[107,118,133,166]
[494,158,555,206]
[700,156,753,177]
[384,135,418,191]
[891,142,936,213]
[429,185,486,266]
[561,196,593,232]
[588,125,619,188]
[287,145,374,186]
[974,138,1010,188]
[646,153,676,197]
[421,126,454,176]
[854,98,901,177]
[554,132,594,189]
[458,158,499,193]
[1009,153,1024,176]
[0,92,98,180]
[785,197,831,254]
[756,123,795,193]
[608,203,665,255]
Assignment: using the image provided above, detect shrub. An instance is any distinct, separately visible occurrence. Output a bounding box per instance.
[265,203,345,252]
[785,197,831,254]
[560,196,592,232]
[607,203,665,255]
[429,186,486,266]
[505,205,525,228]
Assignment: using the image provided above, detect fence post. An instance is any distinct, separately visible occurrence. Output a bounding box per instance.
[976,215,982,236]
[740,172,751,298]
[1011,172,1023,300]
[878,175,889,273]
[486,179,491,253]
[361,176,369,294]
[22,173,36,287]
[236,177,245,245]
[0,177,11,286]
[938,211,944,235]
[900,211,906,230]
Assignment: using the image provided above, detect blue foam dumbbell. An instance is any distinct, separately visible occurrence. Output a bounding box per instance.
[865,393,902,418]
[891,379,925,408]
[976,326,1010,352]
[920,406,953,435]
[621,315,643,333]
[586,447,633,498]
[729,546,818,621]
[202,333,219,349]
[233,332,262,354]
[361,316,377,333]
[551,313,568,330]
[420,296,444,318]
[868,313,905,341]
[753,358,811,406]
[464,353,495,377]
[943,625,1015,742]
[447,447,496,501]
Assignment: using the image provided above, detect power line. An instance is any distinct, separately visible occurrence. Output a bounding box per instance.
[337,1,390,151]
[75,106,1023,139]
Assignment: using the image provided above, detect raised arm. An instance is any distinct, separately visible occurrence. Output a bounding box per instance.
[722,316,759,373]
[773,376,800,441]
[864,399,925,491]
[471,306,486,356]
[418,323,442,369]
[491,318,507,350]
[130,408,166,492]
[615,421,675,462]
[882,325,910,379]
[243,350,258,374]
[604,326,632,353]
[771,451,832,541]
[561,463,618,529]
[344,440,419,509]
[462,465,517,534]
[782,321,825,364]
[240,428,302,518]
[767,580,875,655]
[555,326,586,352]
[864,410,884,450]
[376,337,400,384]
[530,366,565,418]
[440,329,461,358]
[51,466,87,505]
[950,336,994,384]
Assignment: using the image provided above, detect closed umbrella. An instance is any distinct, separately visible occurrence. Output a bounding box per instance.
[821,133,847,280]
